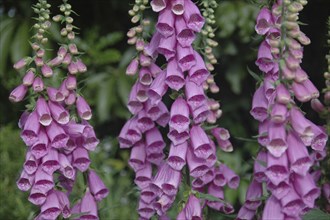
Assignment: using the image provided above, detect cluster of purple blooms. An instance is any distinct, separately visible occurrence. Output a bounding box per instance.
[238,1,328,219]
[9,1,108,219]
[120,0,239,219]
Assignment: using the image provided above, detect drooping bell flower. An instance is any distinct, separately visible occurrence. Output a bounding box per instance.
[36,97,52,126]
[21,111,40,146]
[9,84,28,102]
[76,96,92,120]
[80,190,99,220]
[255,8,274,35]
[183,0,205,32]
[88,170,109,202]
[40,190,61,220]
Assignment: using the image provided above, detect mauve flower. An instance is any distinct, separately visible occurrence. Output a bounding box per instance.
[55,190,71,218]
[48,101,70,125]
[250,85,268,122]
[256,41,274,73]
[129,141,146,171]
[33,167,54,193]
[21,111,40,146]
[9,84,28,102]
[175,16,195,47]
[280,187,304,217]
[177,45,196,72]
[262,196,284,220]
[23,70,35,86]
[135,163,152,190]
[186,147,208,178]
[88,170,109,202]
[139,68,153,86]
[267,180,291,200]
[158,34,176,61]
[265,152,289,186]
[76,96,92,120]
[29,186,47,206]
[183,195,202,220]
[183,0,205,32]
[165,59,185,90]
[219,164,240,189]
[58,153,75,179]
[36,97,52,126]
[169,97,190,133]
[148,70,168,105]
[255,8,273,35]
[72,147,91,172]
[244,179,262,210]
[156,7,175,38]
[46,121,69,148]
[41,148,61,174]
[138,199,155,219]
[126,58,139,76]
[40,190,61,220]
[188,51,209,86]
[47,87,65,102]
[16,170,34,191]
[237,206,255,220]
[185,80,206,109]
[267,122,287,157]
[41,64,53,77]
[150,0,167,12]
[293,174,320,208]
[145,127,165,156]
[33,77,44,92]
[168,142,187,171]
[80,190,99,220]
[289,107,314,146]
[23,151,38,175]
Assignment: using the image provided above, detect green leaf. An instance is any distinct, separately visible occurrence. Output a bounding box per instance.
[303,209,330,220]
[195,191,225,203]
[247,66,262,83]
[10,21,30,64]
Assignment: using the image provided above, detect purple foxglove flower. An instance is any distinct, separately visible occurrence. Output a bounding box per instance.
[290,47,304,60]
[80,190,99,220]
[270,102,287,123]
[34,57,44,66]
[76,59,87,73]
[250,85,268,122]
[144,33,161,59]
[70,201,81,216]
[58,153,75,179]
[82,122,99,151]
[33,77,44,92]
[16,170,34,191]
[145,100,162,120]
[206,184,226,211]
[177,45,196,72]
[169,97,190,133]
[88,170,109,201]
[24,151,38,175]
[187,147,208,178]
[280,187,304,217]
[22,70,35,86]
[267,122,287,157]
[190,125,212,159]
[21,111,40,146]
[135,81,149,103]
[18,111,29,129]
[292,81,312,102]
[154,194,175,216]
[281,63,296,80]
[258,120,270,147]
[237,206,255,220]
[265,27,280,44]
[29,186,47,206]
[47,87,65,102]
[65,75,77,90]
[55,190,71,218]
[289,107,314,146]
[310,170,322,182]
[158,34,176,61]
[41,64,53,78]
[265,152,289,186]
[139,68,153,86]
[255,8,273,35]
[192,103,209,124]
[156,7,174,37]
[145,127,165,155]
[267,180,291,200]
[149,63,162,78]
[310,124,327,151]
[76,96,92,120]
[34,167,54,193]
[213,166,226,187]
[183,0,205,32]
[59,79,70,98]
[161,166,181,196]
[148,70,168,105]
[185,80,206,109]
[141,185,158,204]
[287,131,312,176]
[137,110,155,133]
[72,147,91,172]
[36,97,52,126]
[150,0,166,12]
[30,128,48,158]
[293,174,320,208]
[63,120,86,137]
[168,128,190,145]
[175,16,195,47]
[244,179,262,210]
[41,148,60,174]
[211,127,230,141]
[138,199,155,219]
[62,54,72,65]
[276,84,291,104]
[294,68,308,83]
[184,195,202,220]
[135,162,152,189]
[311,98,325,113]
[57,46,68,58]
[171,0,184,15]
[188,51,209,86]
[9,84,28,102]
[165,59,185,91]
[48,101,70,125]
[48,56,63,67]
[127,82,144,114]
[261,196,284,220]
[118,117,142,148]
[168,142,187,171]
[176,209,186,220]
[301,79,320,99]
[65,92,76,106]
[68,43,78,54]
[68,62,78,74]
[126,58,139,76]
[156,102,170,127]
[219,164,240,189]
[13,58,28,69]
[129,141,146,171]
[46,121,69,148]
[40,190,61,220]
[255,41,274,73]
[253,151,267,183]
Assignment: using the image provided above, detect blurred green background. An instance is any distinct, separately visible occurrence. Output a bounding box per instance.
[0,0,329,219]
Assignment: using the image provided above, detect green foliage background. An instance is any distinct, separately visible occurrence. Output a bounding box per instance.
[0,0,329,219]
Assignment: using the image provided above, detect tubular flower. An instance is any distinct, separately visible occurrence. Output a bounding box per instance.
[121,0,238,219]
[239,0,328,219]
[10,1,108,219]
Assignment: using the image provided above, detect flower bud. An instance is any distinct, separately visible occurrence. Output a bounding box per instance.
[33,77,44,92]
[9,84,28,102]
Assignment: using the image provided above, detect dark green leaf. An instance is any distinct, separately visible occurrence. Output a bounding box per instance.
[303,209,330,220]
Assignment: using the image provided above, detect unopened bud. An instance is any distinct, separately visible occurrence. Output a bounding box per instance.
[66,24,73,31]
[311,99,325,113]
[41,38,48,44]
[297,33,311,45]
[61,28,68,36]
[128,36,137,45]
[131,15,140,23]
[66,17,73,24]
[135,26,143,33]
[69,44,78,54]
[206,63,214,72]
[67,32,75,40]
[128,10,135,16]
[136,39,144,51]
[127,28,136,38]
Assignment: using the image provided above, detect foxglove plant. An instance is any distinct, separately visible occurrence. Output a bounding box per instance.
[120,0,238,219]
[10,1,108,219]
[238,0,328,219]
